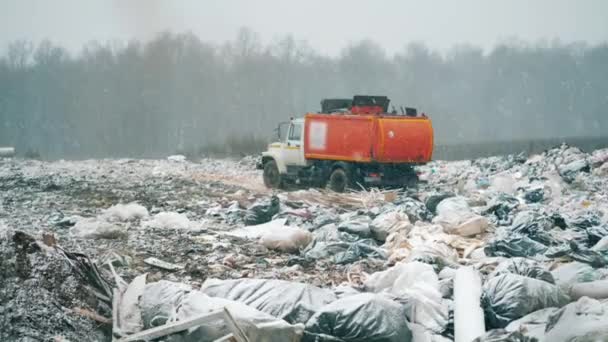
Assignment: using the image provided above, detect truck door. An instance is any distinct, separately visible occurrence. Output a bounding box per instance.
[283,122,306,167]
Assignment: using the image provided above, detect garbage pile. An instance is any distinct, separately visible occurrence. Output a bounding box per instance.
[1,143,608,341]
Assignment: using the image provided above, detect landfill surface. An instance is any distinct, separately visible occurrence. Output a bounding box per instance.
[1,144,608,341]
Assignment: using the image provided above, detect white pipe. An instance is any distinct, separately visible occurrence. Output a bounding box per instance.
[571,280,608,300]
[0,147,15,157]
[454,266,485,342]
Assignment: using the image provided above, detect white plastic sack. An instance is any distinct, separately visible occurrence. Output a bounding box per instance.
[504,308,557,340]
[175,292,304,342]
[259,226,313,253]
[141,281,303,342]
[364,262,448,333]
[544,297,608,341]
[433,197,487,236]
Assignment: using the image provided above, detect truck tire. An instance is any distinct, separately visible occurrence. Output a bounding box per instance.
[329,168,348,193]
[263,160,283,189]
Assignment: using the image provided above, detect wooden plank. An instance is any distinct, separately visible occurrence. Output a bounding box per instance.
[117,309,224,342]
[222,308,250,342]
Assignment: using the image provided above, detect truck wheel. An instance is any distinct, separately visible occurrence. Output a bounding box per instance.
[263,160,283,189]
[329,168,348,193]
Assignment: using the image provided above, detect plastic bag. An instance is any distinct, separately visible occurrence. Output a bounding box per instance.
[407,242,459,272]
[432,196,474,232]
[337,215,372,238]
[425,193,455,214]
[140,280,194,327]
[491,258,555,284]
[370,210,411,242]
[364,262,448,333]
[504,308,557,341]
[551,262,603,292]
[303,238,387,264]
[523,188,544,204]
[472,329,537,342]
[587,224,608,246]
[558,159,590,183]
[173,291,304,342]
[244,195,280,225]
[545,240,608,268]
[481,274,570,329]
[393,197,433,223]
[543,297,608,341]
[508,211,557,246]
[200,278,337,324]
[259,225,313,253]
[303,293,412,342]
[484,235,548,258]
[483,194,519,226]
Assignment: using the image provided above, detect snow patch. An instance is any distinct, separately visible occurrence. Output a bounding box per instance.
[102,202,149,222]
[144,212,193,230]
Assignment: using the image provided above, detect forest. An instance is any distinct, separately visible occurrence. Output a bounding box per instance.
[1,28,607,159]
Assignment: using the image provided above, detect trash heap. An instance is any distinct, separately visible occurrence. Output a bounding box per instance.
[1,144,608,341]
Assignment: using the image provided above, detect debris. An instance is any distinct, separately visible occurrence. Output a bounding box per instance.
[70,218,127,239]
[144,257,184,271]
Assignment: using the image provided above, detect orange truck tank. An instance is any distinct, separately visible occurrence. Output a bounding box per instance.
[303,114,434,163]
[259,95,434,192]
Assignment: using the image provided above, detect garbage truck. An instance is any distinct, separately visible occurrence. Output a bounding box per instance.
[258,95,434,192]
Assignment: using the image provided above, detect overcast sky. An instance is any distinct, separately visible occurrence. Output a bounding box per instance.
[1,0,607,56]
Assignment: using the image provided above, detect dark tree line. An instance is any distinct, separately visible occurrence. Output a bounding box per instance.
[0,28,607,159]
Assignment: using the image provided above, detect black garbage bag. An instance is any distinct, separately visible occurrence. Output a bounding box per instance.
[244,195,280,225]
[303,293,412,342]
[200,278,337,324]
[484,194,519,226]
[491,258,555,284]
[587,224,608,246]
[508,211,558,246]
[425,193,454,215]
[550,212,567,229]
[473,329,538,342]
[523,188,544,203]
[482,274,570,329]
[394,197,433,222]
[545,240,608,268]
[484,235,548,258]
[303,238,387,264]
[337,215,372,238]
